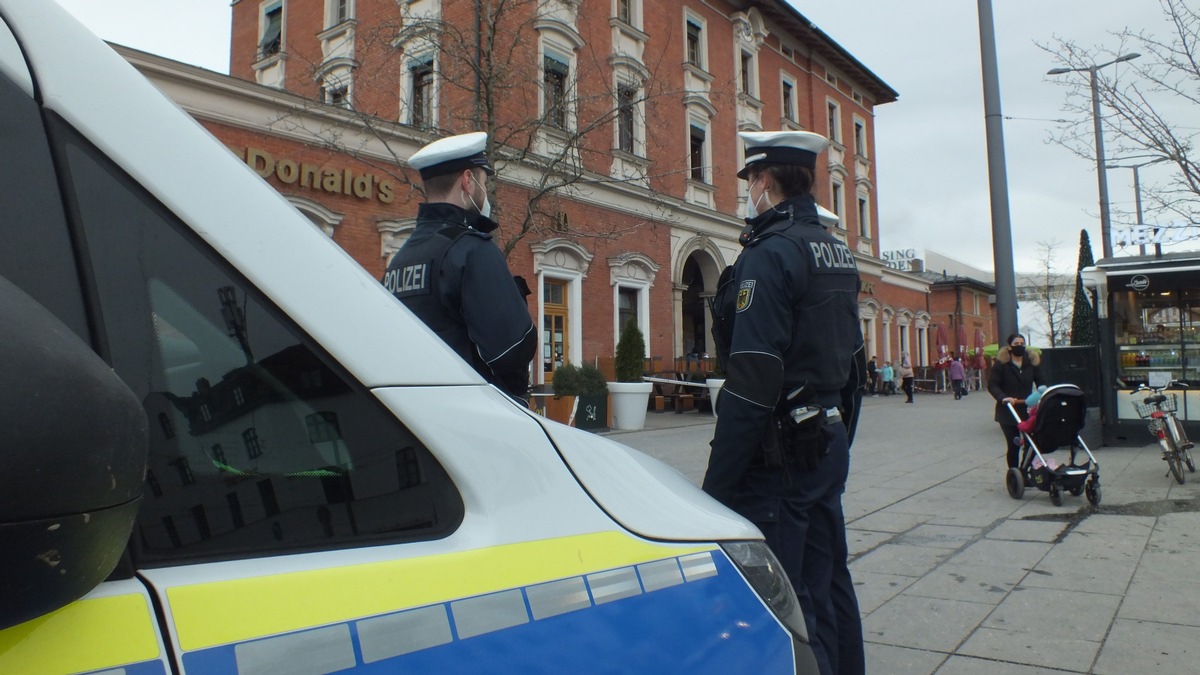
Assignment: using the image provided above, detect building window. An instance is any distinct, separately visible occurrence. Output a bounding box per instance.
[832,181,844,220]
[617,85,637,153]
[618,287,638,335]
[740,50,754,96]
[685,19,703,67]
[544,279,569,375]
[147,470,163,498]
[410,58,434,128]
[827,100,841,144]
[781,78,796,122]
[396,447,422,489]
[172,457,195,486]
[689,124,706,182]
[617,0,632,24]
[158,413,174,439]
[543,55,569,129]
[227,492,245,528]
[243,428,263,459]
[854,120,866,156]
[857,196,869,237]
[330,0,350,25]
[307,411,342,444]
[259,4,283,58]
[326,85,350,109]
[211,443,227,466]
[826,71,838,87]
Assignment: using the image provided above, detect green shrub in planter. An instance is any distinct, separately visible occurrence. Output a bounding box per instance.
[552,363,583,397]
[614,319,646,383]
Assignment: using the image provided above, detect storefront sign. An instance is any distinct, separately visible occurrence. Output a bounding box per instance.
[1127,275,1150,291]
[882,249,917,271]
[1114,224,1200,248]
[860,281,876,295]
[238,147,395,203]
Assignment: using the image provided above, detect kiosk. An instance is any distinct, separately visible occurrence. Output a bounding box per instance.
[1084,252,1200,443]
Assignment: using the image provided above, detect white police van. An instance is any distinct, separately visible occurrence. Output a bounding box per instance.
[0,2,818,673]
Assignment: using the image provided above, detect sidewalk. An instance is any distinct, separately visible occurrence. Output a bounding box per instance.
[612,389,1200,674]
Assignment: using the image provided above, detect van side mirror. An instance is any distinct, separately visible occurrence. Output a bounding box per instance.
[0,275,148,630]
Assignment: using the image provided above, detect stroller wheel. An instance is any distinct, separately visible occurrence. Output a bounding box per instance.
[1049,482,1064,506]
[1086,479,1101,506]
[1006,467,1025,500]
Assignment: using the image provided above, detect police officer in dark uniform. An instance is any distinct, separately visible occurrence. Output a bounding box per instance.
[702,131,864,675]
[382,132,536,400]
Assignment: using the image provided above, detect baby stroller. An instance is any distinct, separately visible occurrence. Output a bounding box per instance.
[1004,384,1101,506]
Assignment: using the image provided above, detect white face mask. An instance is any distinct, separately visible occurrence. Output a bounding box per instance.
[744,178,769,219]
[464,174,491,219]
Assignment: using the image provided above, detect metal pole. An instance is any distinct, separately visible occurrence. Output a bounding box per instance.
[1133,166,1146,255]
[1091,68,1115,259]
[976,0,1018,339]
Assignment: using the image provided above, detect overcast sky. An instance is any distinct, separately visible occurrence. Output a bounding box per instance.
[56,0,1189,274]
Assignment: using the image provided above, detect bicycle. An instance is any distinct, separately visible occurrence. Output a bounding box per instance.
[1132,381,1195,485]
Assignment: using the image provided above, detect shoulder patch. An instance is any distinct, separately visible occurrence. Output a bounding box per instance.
[736,279,756,312]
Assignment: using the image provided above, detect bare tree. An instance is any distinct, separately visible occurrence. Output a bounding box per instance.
[1019,240,1075,347]
[270,0,709,258]
[1041,0,1200,245]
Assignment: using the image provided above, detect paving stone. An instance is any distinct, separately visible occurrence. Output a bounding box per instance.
[903,563,1024,605]
[865,642,947,675]
[895,524,983,550]
[862,595,993,652]
[985,520,1067,543]
[1092,619,1200,674]
[848,510,933,534]
[846,528,894,558]
[1119,574,1200,626]
[946,539,1052,570]
[936,653,1089,674]
[851,543,956,578]
[852,571,918,614]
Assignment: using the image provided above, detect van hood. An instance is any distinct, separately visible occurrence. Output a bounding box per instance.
[539,422,761,542]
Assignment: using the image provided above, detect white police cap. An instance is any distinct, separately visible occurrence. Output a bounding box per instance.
[408,131,495,180]
[737,130,829,179]
[816,205,840,229]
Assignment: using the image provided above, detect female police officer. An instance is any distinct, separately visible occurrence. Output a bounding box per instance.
[702,131,864,675]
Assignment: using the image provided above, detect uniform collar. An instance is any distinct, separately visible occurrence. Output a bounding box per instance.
[418,202,498,234]
[738,194,821,246]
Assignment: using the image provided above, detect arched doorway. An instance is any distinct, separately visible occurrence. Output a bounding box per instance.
[675,240,725,366]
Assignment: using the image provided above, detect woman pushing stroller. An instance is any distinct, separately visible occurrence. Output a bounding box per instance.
[988,333,1042,469]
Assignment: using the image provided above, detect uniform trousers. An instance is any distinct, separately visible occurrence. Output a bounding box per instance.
[728,422,864,675]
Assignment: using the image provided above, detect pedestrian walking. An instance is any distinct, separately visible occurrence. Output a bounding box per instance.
[382,132,536,401]
[702,130,864,675]
[949,354,966,400]
[900,351,915,403]
[987,333,1043,468]
[867,356,878,396]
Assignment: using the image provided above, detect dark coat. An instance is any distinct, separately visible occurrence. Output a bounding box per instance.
[987,346,1043,423]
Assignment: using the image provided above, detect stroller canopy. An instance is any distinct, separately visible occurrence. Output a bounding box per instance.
[1029,384,1087,452]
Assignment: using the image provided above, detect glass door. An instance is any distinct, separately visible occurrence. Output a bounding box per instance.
[543,279,569,379]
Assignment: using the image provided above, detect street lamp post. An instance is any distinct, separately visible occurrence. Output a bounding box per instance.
[1048,52,1141,260]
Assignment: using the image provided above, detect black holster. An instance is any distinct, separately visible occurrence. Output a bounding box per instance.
[758,404,831,471]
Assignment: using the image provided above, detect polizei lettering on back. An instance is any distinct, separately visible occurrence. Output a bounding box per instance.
[383,263,430,296]
[808,241,857,271]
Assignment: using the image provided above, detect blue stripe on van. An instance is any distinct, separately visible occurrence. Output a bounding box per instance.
[180,552,794,674]
[82,660,166,675]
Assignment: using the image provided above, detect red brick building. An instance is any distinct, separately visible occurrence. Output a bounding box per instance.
[126,0,940,386]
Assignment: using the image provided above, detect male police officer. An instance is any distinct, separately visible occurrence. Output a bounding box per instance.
[702,131,864,675]
[382,132,536,400]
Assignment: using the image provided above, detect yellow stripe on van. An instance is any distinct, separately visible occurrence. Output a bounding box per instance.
[170,532,714,652]
[0,592,159,675]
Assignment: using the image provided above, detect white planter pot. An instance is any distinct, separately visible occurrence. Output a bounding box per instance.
[608,381,653,431]
[705,379,726,418]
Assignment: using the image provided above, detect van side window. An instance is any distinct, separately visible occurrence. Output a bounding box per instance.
[50,120,463,564]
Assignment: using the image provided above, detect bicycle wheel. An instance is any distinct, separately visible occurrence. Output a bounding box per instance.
[1169,451,1186,485]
